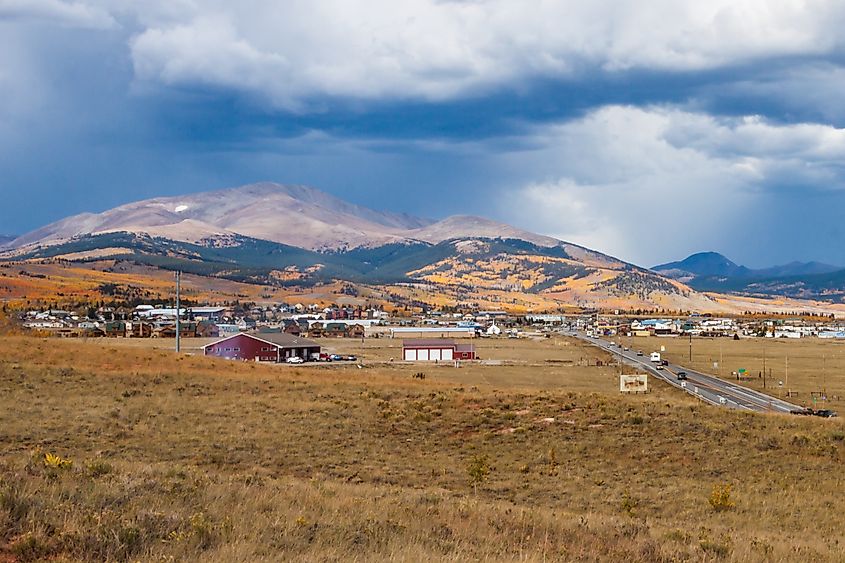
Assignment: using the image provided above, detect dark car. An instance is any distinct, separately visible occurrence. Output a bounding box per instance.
[814,409,838,418]
[676,371,688,381]
[660,359,669,366]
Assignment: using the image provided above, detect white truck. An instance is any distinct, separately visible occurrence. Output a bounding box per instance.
[650,352,661,363]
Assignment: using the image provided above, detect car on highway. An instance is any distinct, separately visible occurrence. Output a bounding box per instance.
[655,364,664,370]
[676,371,687,381]
[623,347,629,351]
[286,356,305,364]
[636,351,643,356]
[660,359,669,366]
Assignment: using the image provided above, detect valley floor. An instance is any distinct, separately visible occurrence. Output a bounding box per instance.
[2,336,845,561]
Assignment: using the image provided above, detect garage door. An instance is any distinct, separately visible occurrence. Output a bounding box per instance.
[429,349,441,361]
[441,348,453,361]
[404,349,416,361]
[418,349,429,361]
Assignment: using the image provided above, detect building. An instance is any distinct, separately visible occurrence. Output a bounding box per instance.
[402,338,476,361]
[195,321,220,338]
[203,332,321,362]
[390,327,476,339]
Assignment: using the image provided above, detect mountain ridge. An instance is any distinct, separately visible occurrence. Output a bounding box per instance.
[6,184,843,310]
[654,251,845,302]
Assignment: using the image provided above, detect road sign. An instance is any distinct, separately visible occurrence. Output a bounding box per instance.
[620,374,648,393]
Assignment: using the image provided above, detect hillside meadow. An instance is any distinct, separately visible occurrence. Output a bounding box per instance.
[2,335,845,561]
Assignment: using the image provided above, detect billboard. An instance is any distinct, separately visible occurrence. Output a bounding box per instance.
[620,374,648,393]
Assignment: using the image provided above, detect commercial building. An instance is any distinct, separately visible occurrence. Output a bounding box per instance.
[203,332,321,362]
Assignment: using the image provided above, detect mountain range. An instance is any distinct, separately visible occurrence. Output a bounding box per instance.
[2,183,843,312]
[5,183,560,252]
[653,252,845,302]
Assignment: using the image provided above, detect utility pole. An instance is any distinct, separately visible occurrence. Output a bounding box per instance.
[785,355,789,396]
[688,333,692,362]
[719,339,723,378]
[175,270,181,353]
[823,354,827,397]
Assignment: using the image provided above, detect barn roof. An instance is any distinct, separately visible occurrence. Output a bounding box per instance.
[253,332,320,348]
[203,331,320,349]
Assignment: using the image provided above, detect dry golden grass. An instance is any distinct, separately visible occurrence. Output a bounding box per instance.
[626,335,845,412]
[3,335,845,561]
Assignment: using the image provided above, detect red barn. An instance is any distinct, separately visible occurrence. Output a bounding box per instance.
[203,332,321,362]
[402,338,476,361]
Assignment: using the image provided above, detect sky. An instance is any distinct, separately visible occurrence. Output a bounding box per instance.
[2,1,845,268]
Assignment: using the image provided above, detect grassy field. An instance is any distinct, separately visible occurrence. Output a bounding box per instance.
[622,335,845,412]
[3,335,845,561]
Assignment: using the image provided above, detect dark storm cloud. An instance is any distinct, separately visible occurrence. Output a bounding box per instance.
[2,1,845,267]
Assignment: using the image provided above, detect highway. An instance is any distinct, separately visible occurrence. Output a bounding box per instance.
[574,332,802,413]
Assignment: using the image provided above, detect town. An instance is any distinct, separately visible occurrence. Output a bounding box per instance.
[18,303,845,344]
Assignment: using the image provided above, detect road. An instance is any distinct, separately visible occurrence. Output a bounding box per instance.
[574,332,802,413]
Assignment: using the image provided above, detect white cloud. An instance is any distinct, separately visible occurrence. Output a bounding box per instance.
[121,0,845,108]
[0,0,116,28]
[499,106,845,265]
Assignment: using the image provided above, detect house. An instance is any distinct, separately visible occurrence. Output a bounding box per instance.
[347,324,366,339]
[151,322,196,339]
[103,321,126,338]
[126,321,153,338]
[282,320,301,336]
[196,321,220,338]
[203,332,321,362]
[238,317,257,331]
[307,321,324,338]
[402,338,476,361]
[324,322,349,338]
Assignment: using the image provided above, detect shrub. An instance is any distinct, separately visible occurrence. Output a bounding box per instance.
[43,452,72,470]
[467,454,491,491]
[620,490,639,518]
[11,533,52,562]
[86,458,115,478]
[708,483,735,512]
